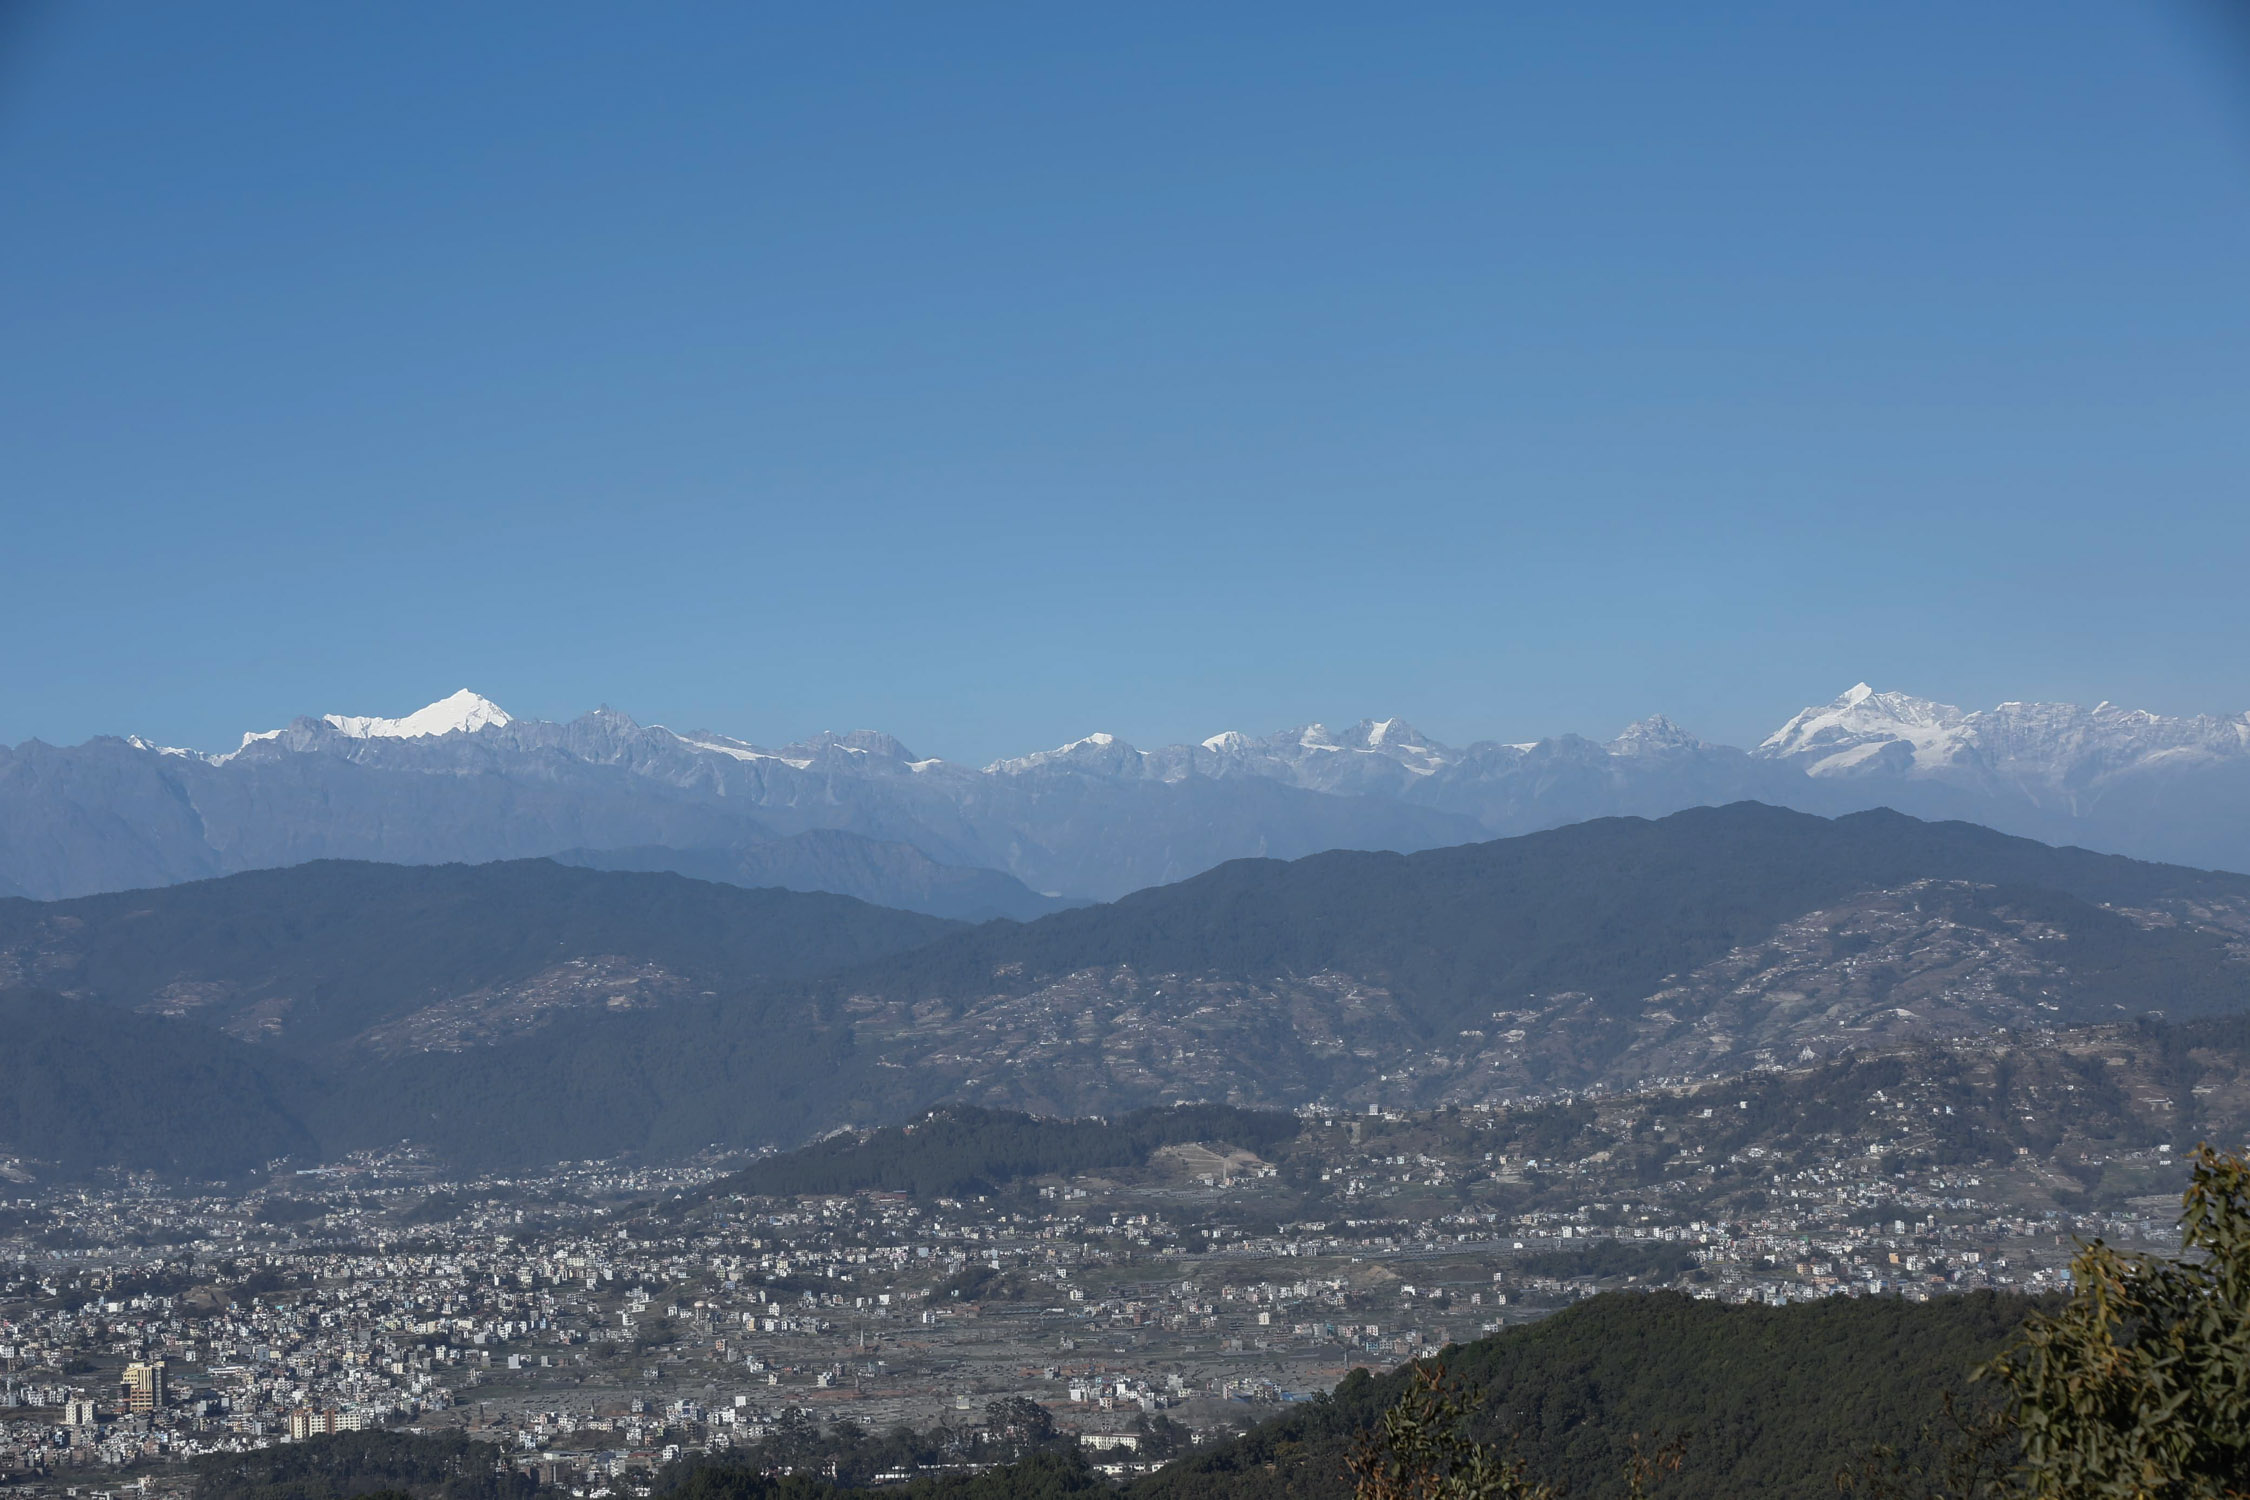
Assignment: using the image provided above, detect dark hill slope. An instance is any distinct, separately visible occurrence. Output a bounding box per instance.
[319,991,884,1169]
[696,1103,1302,1202]
[0,984,897,1178]
[0,858,959,1050]
[0,991,318,1177]
[835,803,2250,1032]
[552,834,1077,923]
[1131,1289,2044,1500]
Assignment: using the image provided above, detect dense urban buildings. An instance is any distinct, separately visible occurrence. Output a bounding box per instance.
[0,1027,2198,1495]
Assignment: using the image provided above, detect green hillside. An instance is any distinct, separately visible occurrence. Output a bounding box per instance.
[1131,1290,2042,1499]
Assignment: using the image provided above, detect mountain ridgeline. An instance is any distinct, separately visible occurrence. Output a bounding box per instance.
[550,835,1080,923]
[831,801,2250,1032]
[16,682,2250,911]
[0,858,957,1052]
[2,802,2248,1178]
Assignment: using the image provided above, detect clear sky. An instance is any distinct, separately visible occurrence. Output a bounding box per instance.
[5,3,2248,764]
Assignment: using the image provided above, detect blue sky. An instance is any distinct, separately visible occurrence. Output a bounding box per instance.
[4,3,2247,763]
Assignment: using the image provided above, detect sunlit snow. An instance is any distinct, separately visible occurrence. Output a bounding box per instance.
[323,689,512,740]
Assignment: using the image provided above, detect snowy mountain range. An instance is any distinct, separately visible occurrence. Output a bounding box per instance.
[9,682,2250,908]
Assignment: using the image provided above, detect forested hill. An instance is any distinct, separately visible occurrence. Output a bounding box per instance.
[697,1104,1302,1201]
[0,990,321,1177]
[0,858,958,1051]
[826,802,2250,1028]
[1129,1289,2046,1500]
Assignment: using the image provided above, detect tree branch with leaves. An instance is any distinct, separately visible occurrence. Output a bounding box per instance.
[1347,1359,1685,1500]
[1979,1143,2250,1499]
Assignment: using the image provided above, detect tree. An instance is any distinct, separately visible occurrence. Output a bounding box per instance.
[1979,1143,2250,1498]
[1834,1390,2019,1500]
[1345,1361,1561,1500]
[1132,1412,1195,1461]
[984,1396,1057,1452]
[1347,1359,1688,1500]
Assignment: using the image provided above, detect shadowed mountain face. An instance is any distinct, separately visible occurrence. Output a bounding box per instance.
[2,804,2247,1179]
[0,858,957,1052]
[11,683,2250,911]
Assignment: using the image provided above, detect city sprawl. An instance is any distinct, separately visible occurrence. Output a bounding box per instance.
[3,1019,2226,1496]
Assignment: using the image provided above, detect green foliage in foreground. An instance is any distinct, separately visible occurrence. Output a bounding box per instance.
[703,1103,1302,1200]
[1981,1143,2250,1497]
[191,1431,537,1500]
[1343,1362,1565,1500]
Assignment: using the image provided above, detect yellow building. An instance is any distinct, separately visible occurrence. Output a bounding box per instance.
[122,1360,166,1414]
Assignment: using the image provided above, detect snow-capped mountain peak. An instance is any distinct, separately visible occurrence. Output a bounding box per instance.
[1288,718,1437,755]
[1353,716,1437,750]
[324,689,512,740]
[1608,715,1705,757]
[984,732,1147,778]
[1749,684,2250,788]
[666,731,815,769]
[49,682,2250,908]
[1756,684,1972,775]
[124,735,200,758]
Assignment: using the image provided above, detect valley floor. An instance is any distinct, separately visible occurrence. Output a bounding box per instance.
[1,1021,2221,1495]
